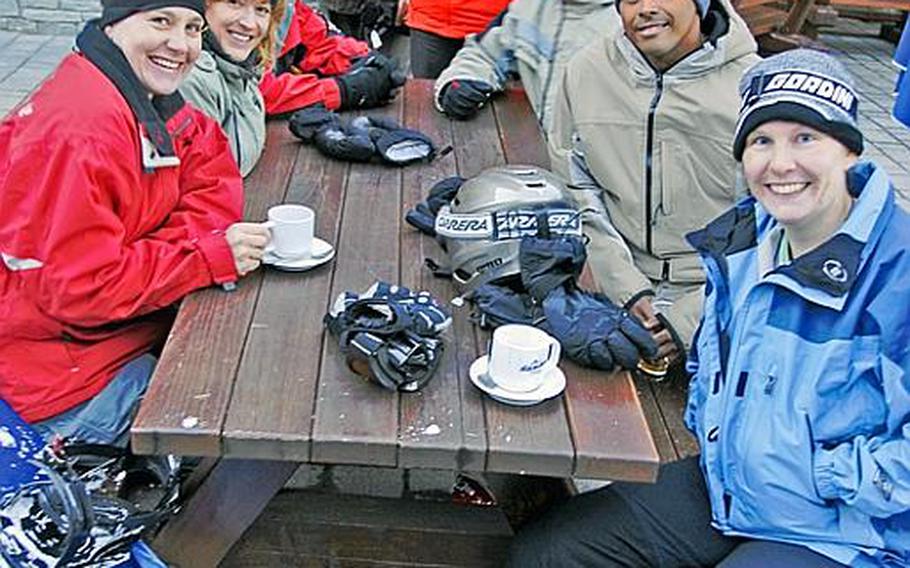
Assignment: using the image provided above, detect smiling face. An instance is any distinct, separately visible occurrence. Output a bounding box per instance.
[619,0,703,71]
[743,120,857,243]
[105,8,204,96]
[207,0,272,62]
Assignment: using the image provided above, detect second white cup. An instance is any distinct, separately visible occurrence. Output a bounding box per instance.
[486,324,561,393]
[267,204,314,259]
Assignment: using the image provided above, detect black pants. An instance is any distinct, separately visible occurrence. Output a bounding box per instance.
[507,458,846,567]
[409,28,464,79]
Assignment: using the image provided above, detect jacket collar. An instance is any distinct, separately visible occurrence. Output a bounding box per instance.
[689,161,893,306]
[76,20,185,159]
[613,0,756,81]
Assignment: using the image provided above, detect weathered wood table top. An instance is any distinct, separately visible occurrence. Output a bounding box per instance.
[131,80,659,485]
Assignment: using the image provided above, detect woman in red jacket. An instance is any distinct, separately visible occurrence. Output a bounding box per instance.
[261,0,402,116]
[405,0,511,78]
[0,0,269,446]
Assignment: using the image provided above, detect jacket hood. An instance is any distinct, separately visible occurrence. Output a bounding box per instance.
[610,0,757,81]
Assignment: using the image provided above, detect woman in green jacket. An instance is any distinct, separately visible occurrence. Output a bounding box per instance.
[181,0,284,176]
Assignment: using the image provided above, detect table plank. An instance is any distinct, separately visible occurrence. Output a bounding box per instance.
[492,86,550,168]
[448,86,576,478]
[131,121,298,457]
[565,365,659,482]
[398,81,487,471]
[310,99,405,467]
[221,137,348,460]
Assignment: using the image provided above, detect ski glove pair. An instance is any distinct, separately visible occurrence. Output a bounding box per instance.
[440,79,495,120]
[335,53,406,110]
[289,106,436,166]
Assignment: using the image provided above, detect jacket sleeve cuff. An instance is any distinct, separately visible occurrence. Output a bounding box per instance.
[196,230,238,285]
[321,78,342,110]
[433,80,450,113]
[623,289,655,311]
[813,446,849,501]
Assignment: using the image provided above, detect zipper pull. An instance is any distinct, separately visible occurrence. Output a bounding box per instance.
[763,375,777,395]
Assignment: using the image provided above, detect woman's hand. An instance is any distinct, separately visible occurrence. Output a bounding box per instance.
[226,222,271,276]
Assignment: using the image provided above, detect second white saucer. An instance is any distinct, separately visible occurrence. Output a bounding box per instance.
[468,355,566,406]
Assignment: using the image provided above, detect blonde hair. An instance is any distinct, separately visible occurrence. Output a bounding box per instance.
[258,0,285,70]
[207,0,286,69]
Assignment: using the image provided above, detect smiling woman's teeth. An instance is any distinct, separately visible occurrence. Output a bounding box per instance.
[767,182,809,195]
[229,31,252,43]
[150,57,179,70]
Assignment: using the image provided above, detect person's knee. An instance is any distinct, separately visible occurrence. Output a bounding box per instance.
[506,487,644,567]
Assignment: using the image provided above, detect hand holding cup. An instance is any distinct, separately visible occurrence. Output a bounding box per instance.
[226,222,271,276]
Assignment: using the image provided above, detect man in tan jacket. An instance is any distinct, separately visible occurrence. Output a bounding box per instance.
[548,0,758,365]
[433,0,618,138]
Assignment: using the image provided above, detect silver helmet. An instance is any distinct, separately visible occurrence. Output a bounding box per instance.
[434,165,581,291]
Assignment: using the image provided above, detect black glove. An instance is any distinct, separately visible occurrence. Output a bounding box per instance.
[519,236,587,302]
[542,287,658,371]
[405,176,464,236]
[313,120,376,162]
[468,283,544,329]
[343,115,436,166]
[336,54,405,110]
[440,79,494,120]
[288,104,340,143]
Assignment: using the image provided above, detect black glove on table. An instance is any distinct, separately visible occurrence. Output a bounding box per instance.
[440,79,494,120]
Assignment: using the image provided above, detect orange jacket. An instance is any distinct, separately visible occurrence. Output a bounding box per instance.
[406,0,512,39]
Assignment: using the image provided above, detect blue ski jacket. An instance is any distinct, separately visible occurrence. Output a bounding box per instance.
[685,161,910,567]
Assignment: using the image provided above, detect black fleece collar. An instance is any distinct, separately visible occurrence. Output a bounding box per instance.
[76,20,185,158]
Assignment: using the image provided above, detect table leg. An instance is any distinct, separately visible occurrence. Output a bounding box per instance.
[153,459,300,567]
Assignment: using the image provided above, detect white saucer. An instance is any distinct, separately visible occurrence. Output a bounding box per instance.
[263,238,335,272]
[468,355,566,406]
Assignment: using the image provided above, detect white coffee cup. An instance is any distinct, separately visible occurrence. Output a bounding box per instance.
[267,204,314,259]
[486,324,561,393]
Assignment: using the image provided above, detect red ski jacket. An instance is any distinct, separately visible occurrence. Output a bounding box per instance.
[0,54,243,422]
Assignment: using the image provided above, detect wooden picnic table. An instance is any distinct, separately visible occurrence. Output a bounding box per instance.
[131,79,659,567]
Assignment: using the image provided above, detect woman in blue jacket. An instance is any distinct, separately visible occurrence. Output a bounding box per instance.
[508,49,910,567]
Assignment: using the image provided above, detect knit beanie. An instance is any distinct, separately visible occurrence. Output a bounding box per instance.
[616,0,710,20]
[99,0,206,27]
[733,49,863,160]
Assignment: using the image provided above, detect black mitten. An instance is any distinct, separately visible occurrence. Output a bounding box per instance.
[440,79,494,120]
[288,104,340,142]
[313,121,375,162]
[335,54,404,110]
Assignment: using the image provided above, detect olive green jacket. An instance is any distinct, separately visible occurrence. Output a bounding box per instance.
[182,50,266,177]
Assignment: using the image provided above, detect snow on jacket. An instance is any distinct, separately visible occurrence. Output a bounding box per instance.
[685,161,910,567]
[261,0,369,115]
[434,0,617,138]
[0,53,243,423]
[406,0,511,40]
[548,0,758,347]
[182,49,266,177]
